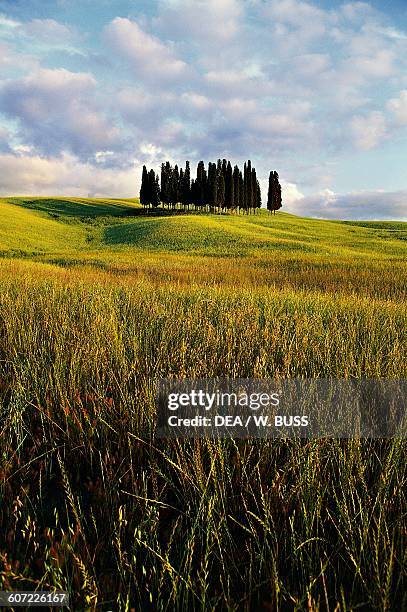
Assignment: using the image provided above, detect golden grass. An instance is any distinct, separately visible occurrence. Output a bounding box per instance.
[0,201,406,609]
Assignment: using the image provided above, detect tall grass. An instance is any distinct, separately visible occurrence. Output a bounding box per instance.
[0,261,406,610]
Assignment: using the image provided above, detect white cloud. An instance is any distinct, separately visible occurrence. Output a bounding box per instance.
[387,90,407,126]
[95,150,115,163]
[286,188,407,220]
[340,2,373,21]
[342,49,395,81]
[0,42,38,76]
[0,152,139,198]
[0,0,406,213]
[0,68,121,156]
[0,14,20,30]
[103,17,189,83]
[155,0,243,43]
[265,0,328,29]
[350,111,387,150]
[21,19,76,43]
[0,125,11,151]
[280,180,305,206]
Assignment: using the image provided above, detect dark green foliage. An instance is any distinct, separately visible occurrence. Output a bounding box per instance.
[140,165,149,207]
[267,170,283,214]
[148,169,160,208]
[225,161,234,210]
[160,162,171,207]
[233,165,240,212]
[140,166,159,208]
[256,179,261,210]
[208,162,218,209]
[196,161,207,209]
[142,159,274,214]
[181,161,191,208]
[217,172,225,210]
[239,170,244,210]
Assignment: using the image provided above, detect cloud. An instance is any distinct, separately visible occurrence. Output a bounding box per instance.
[265,0,329,29]
[0,0,406,215]
[0,152,140,198]
[340,2,373,22]
[0,68,121,157]
[0,125,11,152]
[0,42,38,76]
[387,90,407,125]
[341,49,395,82]
[0,14,20,31]
[155,0,243,43]
[350,111,387,150]
[285,187,407,220]
[21,18,76,43]
[103,17,189,83]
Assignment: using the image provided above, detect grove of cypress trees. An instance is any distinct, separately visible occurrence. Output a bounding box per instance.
[141,158,273,215]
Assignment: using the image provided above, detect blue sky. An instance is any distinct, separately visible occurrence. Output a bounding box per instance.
[0,0,406,219]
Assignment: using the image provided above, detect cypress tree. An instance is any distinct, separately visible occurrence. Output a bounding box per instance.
[140,165,149,208]
[190,178,197,208]
[239,170,244,211]
[179,168,184,208]
[267,171,273,213]
[243,162,247,213]
[217,172,225,210]
[182,161,191,209]
[275,172,282,213]
[172,165,180,208]
[148,170,160,208]
[246,160,252,213]
[256,179,261,211]
[161,162,172,208]
[225,161,233,210]
[196,161,207,210]
[233,165,240,212]
[208,162,218,211]
[251,167,257,213]
[267,171,282,214]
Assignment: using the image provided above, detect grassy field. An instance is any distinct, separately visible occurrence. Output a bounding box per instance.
[0,197,406,610]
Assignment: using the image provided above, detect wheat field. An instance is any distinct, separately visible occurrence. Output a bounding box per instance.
[0,197,406,610]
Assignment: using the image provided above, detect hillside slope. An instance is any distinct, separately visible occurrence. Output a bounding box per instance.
[0,197,405,262]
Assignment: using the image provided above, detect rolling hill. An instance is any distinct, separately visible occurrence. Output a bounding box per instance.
[0,196,405,262]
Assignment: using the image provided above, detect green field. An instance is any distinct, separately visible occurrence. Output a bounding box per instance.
[0,197,406,610]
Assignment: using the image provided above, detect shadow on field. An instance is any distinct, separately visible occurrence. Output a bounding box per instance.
[104,219,162,245]
[11,198,135,217]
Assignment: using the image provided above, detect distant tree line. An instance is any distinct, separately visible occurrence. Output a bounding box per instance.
[140,159,282,214]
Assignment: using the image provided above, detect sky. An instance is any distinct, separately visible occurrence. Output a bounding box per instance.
[0,0,406,220]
